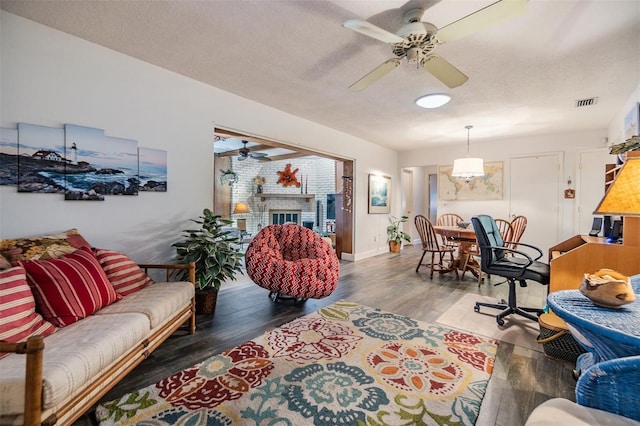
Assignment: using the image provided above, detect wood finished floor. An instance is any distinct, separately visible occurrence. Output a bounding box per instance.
[76,244,576,426]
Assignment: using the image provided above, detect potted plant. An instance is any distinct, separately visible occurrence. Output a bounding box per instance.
[387,215,411,253]
[173,208,244,315]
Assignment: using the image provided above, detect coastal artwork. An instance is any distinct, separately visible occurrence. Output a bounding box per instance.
[368,174,391,214]
[17,123,66,193]
[103,136,139,196]
[3,122,166,199]
[64,124,106,201]
[138,148,167,192]
[0,128,18,185]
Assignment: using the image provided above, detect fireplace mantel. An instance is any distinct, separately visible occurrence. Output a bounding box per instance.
[258,193,315,202]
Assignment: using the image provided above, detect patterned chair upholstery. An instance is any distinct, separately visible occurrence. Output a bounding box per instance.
[245,224,340,301]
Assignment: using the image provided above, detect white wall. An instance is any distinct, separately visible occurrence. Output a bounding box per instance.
[398,129,616,245]
[0,12,398,262]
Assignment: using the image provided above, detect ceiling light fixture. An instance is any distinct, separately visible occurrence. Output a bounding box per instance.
[415,93,451,109]
[451,125,485,182]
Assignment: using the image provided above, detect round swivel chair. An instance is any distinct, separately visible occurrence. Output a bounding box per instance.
[245,224,340,302]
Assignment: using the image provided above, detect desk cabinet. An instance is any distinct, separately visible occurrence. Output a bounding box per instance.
[549,235,640,292]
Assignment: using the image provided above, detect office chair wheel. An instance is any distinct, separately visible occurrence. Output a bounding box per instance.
[474,303,480,313]
[496,317,505,326]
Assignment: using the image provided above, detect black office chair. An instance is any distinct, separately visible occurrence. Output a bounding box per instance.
[471,215,550,326]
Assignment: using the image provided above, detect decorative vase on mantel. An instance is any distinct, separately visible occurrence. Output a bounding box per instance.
[256,184,263,194]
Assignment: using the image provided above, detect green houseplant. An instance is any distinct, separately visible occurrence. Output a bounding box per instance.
[173,208,244,315]
[387,215,411,253]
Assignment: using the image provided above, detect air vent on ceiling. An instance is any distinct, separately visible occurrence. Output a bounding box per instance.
[575,97,598,108]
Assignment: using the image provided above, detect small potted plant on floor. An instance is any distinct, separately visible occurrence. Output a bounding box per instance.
[173,208,244,315]
[387,215,412,253]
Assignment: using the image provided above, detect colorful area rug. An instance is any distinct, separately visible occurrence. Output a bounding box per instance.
[96,300,498,425]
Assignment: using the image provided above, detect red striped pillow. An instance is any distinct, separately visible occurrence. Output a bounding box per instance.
[93,249,154,296]
[0,266,56,357]
[18,247,121,327]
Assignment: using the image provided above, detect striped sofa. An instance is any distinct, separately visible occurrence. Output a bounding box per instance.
[0,230,196,426]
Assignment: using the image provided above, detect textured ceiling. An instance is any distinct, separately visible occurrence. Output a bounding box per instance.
[2,0,639,151]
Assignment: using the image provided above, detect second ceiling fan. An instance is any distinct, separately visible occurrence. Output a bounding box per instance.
[238,140,271,161]
[343,0,527,91]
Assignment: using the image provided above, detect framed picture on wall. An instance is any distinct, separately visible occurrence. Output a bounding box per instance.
[368,174,391,214]
[624,102,640,140]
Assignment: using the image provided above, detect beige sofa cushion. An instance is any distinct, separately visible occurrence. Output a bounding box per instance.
[95,281,194,329]
[0,312,150,415]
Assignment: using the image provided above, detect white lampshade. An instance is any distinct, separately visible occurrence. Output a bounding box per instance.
[451,157,485,179]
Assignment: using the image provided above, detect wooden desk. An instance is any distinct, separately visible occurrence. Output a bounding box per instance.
[549,235,640,292]
[545,234,640,326]
[433,225,479,278]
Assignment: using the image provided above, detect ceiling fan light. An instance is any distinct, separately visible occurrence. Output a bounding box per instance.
[415,93,451,109]
[451,157,485,179]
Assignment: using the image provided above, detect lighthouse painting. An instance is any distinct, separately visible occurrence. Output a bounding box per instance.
[64,124,106,201]
[16,123,66,193]
[3,121,167,199]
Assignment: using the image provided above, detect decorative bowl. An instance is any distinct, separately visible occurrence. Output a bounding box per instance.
[457,222,470,229]
[579,269,635,309]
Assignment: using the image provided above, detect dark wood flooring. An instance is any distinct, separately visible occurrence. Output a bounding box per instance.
[75,245,576,426]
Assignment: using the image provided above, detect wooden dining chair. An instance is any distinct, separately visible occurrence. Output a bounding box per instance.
[415,215,459,279]
[509,215,528,250]
[436,213,464,249]
[495,218,514,242]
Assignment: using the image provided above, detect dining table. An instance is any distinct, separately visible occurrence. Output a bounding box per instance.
[433,225,480,279]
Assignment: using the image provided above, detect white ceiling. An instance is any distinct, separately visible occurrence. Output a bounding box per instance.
[2,0,639,151]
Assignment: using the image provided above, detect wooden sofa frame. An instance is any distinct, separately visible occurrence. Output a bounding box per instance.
[0,262,196,426]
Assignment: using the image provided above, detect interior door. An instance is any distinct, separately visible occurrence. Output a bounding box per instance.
[509,153,562,262]
[402,169,414,243]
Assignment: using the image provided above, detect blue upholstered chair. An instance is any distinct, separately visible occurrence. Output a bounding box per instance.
[575,354,640,421]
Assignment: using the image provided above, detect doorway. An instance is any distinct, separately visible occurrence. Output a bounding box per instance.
[402,169,414,242]
[213,127,355,259]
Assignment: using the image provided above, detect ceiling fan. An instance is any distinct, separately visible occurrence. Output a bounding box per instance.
[343,0,527,91]
[238,140,271,161]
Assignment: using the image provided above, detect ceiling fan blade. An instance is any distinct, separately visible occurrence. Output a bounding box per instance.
[343,19,405,44]
[237,156,247,161]
[251,152,268,158]
[422,55,468,88]
[436,0,527,43]
[349,58,401,92]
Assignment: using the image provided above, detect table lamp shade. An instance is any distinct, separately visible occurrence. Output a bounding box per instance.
[593,157,640,216]
[233,202,250,214]
[593,156,640,246]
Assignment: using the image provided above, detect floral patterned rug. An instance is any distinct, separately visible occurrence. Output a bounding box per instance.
[96,300,498,425]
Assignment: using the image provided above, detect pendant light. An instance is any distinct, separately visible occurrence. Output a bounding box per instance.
[451,125,485,182]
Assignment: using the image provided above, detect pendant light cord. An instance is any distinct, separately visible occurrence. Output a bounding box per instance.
[466,125,473,156]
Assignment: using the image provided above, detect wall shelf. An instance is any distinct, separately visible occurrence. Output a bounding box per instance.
[257,193,315,202]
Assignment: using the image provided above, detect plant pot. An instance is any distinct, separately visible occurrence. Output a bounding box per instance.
[195,289,218,315]
[389,241,401,253]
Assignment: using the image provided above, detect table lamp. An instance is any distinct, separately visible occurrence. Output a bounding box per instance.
[593,155,640,246]
[233,202,250,233]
